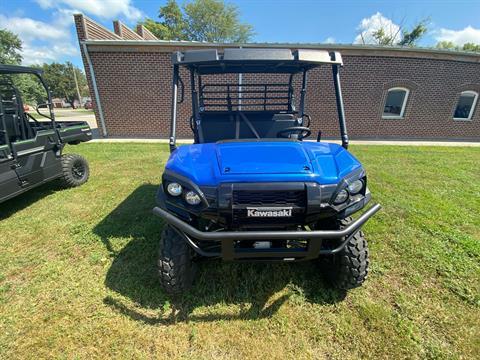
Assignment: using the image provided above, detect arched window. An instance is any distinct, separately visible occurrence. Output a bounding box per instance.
[383,87,410,119]
[453,91,478,120]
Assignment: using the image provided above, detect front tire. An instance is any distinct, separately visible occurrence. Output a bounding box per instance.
[59,154,90,188]
[157,226,197,295]
[319,217,369,290]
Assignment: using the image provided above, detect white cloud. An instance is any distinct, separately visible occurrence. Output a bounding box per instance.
[435,26,480,45]
[35,0,143,22]
[354,12,401,44]
[0,13,78,65]
[324,37,336,44]
[55,8,80,28]
[0,14,68,42]
[2,0,143,66]
[35,0,54,8]
[22,43,79,65]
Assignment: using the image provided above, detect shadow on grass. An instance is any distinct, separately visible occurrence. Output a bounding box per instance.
[0,182,59,220]
[95,184,346,325]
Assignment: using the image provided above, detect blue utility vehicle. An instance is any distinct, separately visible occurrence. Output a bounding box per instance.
[153,48,381,294]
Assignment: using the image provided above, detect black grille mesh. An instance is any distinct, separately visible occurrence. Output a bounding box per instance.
[232,189,306,227]
[232,190,306,206]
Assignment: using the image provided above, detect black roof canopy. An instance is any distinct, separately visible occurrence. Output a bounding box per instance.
[0,64,43,75]
[172,48,343,74]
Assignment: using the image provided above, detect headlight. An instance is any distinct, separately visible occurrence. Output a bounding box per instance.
[185,190,201,205]
[333,189,349,204]
[348,179,364,194]
[167,182,182,196]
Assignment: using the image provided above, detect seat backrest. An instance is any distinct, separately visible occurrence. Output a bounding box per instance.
[199,111,299,142]
[2,108,21,143]
[0,119,5,145]
[264,113,297,138]
[200,113,237,143]
[1,88,22,142]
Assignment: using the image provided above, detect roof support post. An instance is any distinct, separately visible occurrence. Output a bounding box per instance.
[0,94,11,149]
[169,64,179,152]
[332,64,349,149]
[287,73,295,112]
[36,75,56,128]
[299,70,307,119]
[190,69,203,143]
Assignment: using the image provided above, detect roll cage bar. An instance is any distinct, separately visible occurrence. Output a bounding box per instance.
[168,48,349,152]
[0,64,56,124]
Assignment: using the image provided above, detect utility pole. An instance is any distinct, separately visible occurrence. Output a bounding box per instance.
[72,64,82,109]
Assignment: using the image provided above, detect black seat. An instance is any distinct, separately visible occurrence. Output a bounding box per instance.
[272,113,296,121]
[198,111,299,143]
[265,113,298,138]
[1,85,35,143]
[3,110,21,143]
[200,113,237,143]
[0,126,6,145]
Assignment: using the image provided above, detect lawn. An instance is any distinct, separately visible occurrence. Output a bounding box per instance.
[0,143,479,359]
[27,108,94,119]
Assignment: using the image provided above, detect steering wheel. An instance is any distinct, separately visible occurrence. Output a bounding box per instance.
[300,114,311,127]
[277,126,312,140]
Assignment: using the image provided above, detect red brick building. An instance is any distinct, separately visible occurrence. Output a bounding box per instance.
[74,14,480,141]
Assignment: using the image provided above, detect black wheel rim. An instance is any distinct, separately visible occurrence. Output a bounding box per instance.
[72,161,86,180]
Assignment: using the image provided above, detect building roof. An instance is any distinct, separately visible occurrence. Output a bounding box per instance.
[75,14,480,64]
[82,39,480,64]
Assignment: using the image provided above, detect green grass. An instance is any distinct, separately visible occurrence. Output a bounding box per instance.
[0,143,479,359]
[28,109,94,119]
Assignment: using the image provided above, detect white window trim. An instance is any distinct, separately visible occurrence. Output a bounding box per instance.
[453,90,478,121]
[382,87,410,119]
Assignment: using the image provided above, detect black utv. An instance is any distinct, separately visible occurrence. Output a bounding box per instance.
[0,65,92,204]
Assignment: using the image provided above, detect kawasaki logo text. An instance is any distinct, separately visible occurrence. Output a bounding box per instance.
[246,207,293,217]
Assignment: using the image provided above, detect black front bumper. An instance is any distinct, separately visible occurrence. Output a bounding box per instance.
[152,203,381,261]
[159,173,372,228]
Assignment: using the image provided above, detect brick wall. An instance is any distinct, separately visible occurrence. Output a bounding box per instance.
[74,15,480,140]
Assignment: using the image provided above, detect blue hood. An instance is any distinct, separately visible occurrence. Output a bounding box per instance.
[165,141,362,186]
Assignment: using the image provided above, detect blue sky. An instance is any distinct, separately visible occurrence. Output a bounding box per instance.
[1,0,480,68]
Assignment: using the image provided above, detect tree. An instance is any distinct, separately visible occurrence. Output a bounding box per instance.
[14,74,47,105]
[0,29,45,105]
[141,0,185,40]
[397,20,428,46]
[436,41,456,50]
[436,41,480,53]
[357,18,428,47]
[41,62,87,108]
[462,42,480,52]
[368,28,398,46]
[140,0,254,42]
[0,28,22,65]
[0,29,89,106]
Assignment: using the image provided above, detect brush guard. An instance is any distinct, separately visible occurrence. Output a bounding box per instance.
[153,203,381,261]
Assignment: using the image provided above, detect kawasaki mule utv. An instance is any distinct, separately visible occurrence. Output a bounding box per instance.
[0,65,92,204]
[153,48,381,294]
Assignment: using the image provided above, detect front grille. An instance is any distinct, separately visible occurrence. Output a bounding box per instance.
[232,190,306,206]
[232,189,306,228]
